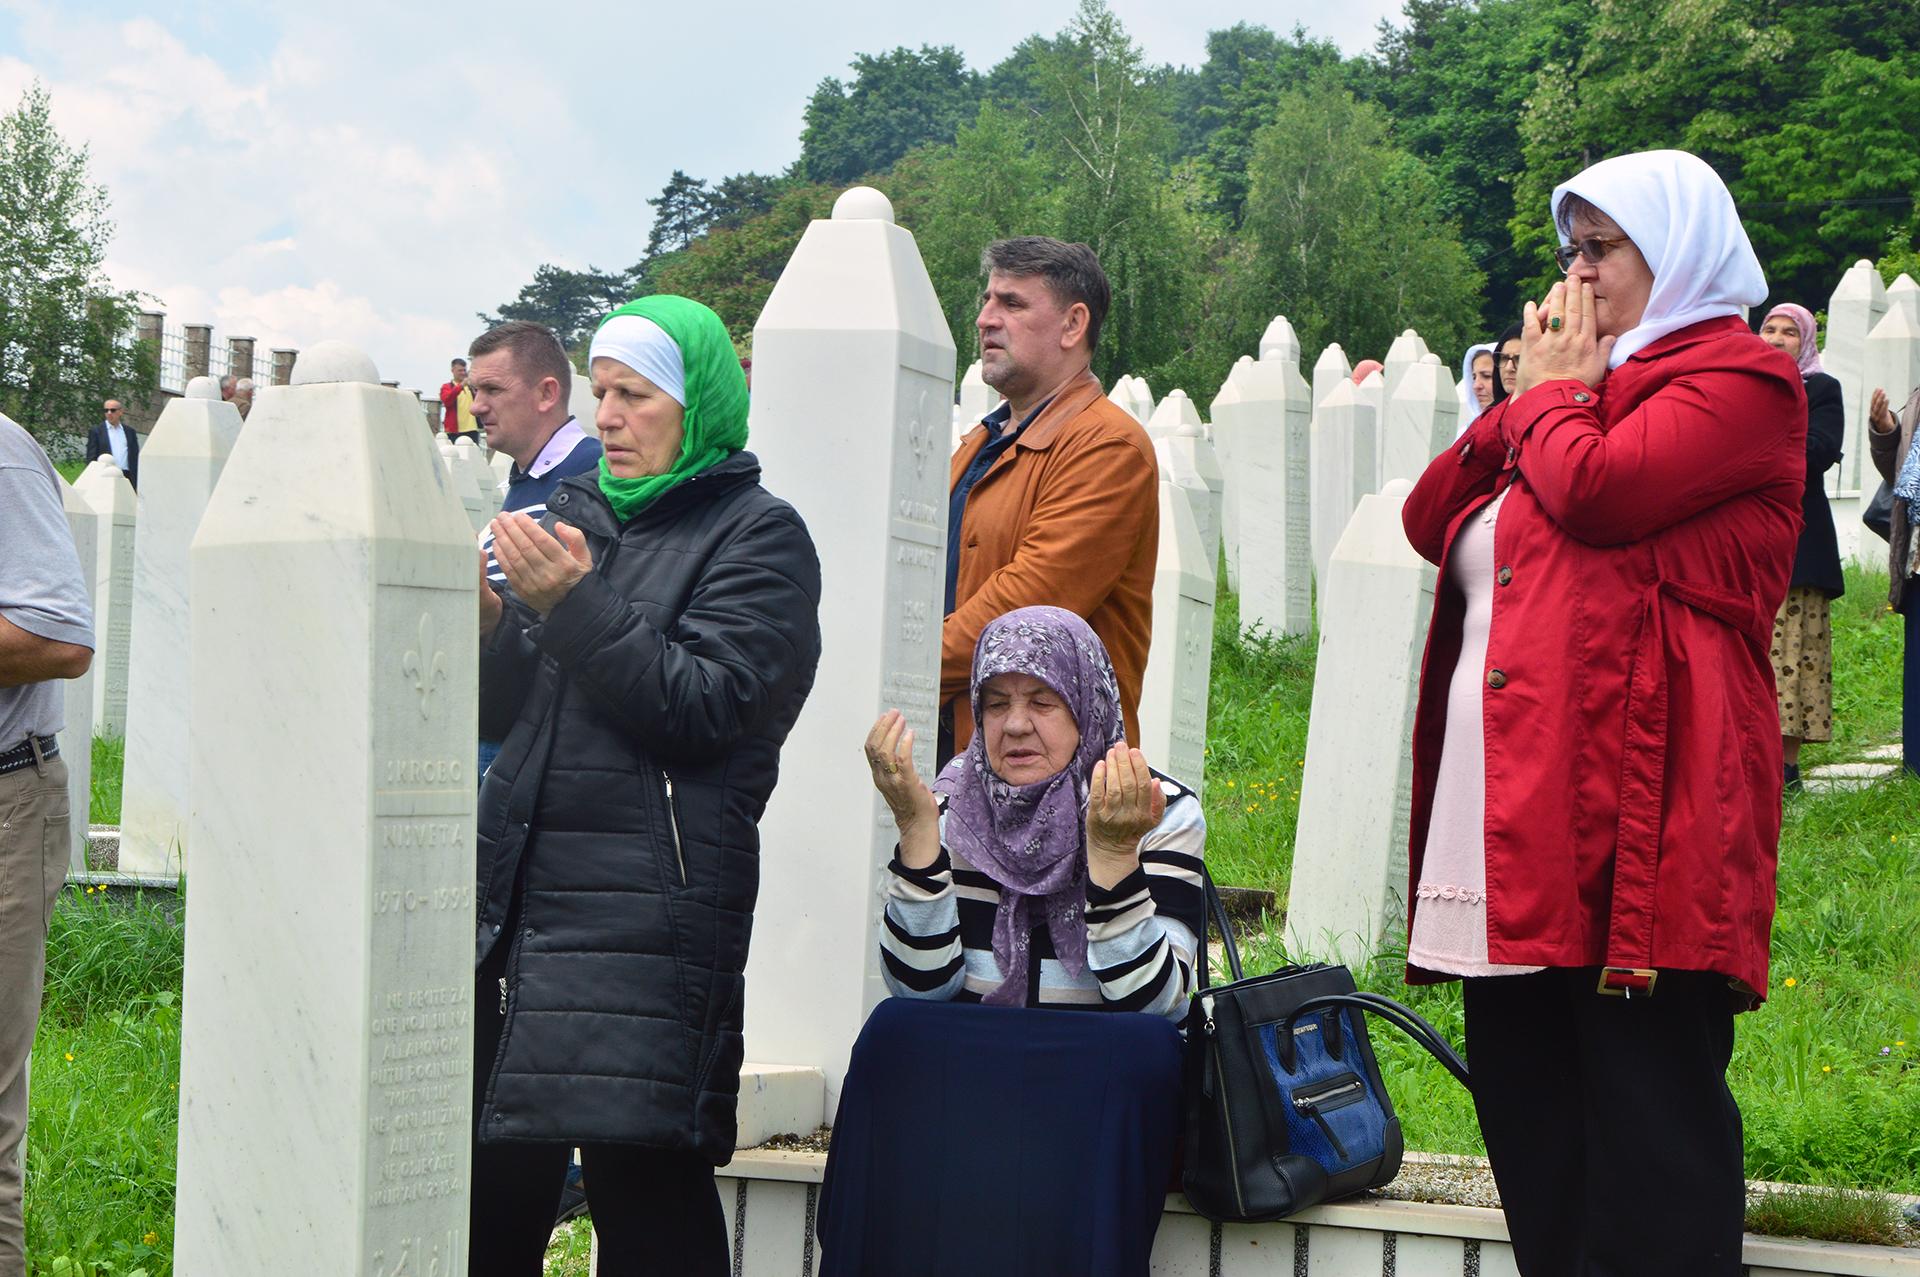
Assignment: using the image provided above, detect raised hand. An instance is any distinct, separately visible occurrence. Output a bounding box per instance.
[490,513,592,616]
[865,709,941,869]
[1869,387,1897,434]
[1085,744,1164,889]
[1516,281,1613,396]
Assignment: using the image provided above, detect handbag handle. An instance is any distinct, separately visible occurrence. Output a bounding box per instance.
[1281,992,1472,1092]
[1200,866,1245,986]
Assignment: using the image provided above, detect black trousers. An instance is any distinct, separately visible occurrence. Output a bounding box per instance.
[1462,968,1747,1277]
[468,940,728,1277]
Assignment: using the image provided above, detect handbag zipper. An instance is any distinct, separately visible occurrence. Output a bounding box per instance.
[1199,995,1249,1216]
[662,771,687,886]
[1292,1075,1364,1161]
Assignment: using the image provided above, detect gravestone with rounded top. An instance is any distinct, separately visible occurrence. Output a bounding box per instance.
[1138,477,1215,794]
[1286,479,1435,966]
[1211,359,1250,588]
[1887,273,1920,326]
[1310,378,1376,588]
[1235,351,1314,638]
[1259,315,1301,365]
[1147,388,1203,441]
[174,342,477,1276]
[1822,259,1888,496]
[118,377,243,875]
[742,186,954,1113]
[1382,328,1430,416]
[72,457,137,737]
[1381,354,1459,487]
[58,476,97,873]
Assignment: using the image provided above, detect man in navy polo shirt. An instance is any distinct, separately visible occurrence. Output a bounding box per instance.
[467,321,602,775]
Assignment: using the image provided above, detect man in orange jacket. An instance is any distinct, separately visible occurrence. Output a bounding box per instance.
[942,237,1158,761]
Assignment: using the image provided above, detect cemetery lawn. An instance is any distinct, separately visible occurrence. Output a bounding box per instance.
[24,565,1917,1270]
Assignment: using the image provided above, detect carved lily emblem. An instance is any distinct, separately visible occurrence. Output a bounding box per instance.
[402,612,448,720]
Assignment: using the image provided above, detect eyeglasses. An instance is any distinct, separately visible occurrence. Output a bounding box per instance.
[1553,236,1631,272]
[1496,354,1521,370]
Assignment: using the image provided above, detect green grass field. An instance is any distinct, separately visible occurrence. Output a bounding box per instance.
[24,563,1917,1271]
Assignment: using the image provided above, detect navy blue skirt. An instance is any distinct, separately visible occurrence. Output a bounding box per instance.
[816,997,1183,1277]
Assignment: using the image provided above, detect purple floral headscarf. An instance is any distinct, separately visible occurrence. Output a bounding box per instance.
[933,606,1125,1006]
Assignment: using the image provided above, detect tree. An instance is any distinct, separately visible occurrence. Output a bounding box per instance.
[646,169,714,257]
[1238,81,1485,365]
[0,82,154,441]
[799,46,983,186]
[1185,23,1344,226]
[480,263,631,350]
[648,183,839,343]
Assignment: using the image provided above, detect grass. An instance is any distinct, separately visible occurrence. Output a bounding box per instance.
[1200,560,1920,1204]
[91,736,122,827]
[25,562,1916,1268]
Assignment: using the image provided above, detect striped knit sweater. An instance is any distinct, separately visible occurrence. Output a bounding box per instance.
[879,772,1205,1023]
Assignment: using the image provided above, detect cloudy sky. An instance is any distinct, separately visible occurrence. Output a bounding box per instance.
[0,0,1404,393]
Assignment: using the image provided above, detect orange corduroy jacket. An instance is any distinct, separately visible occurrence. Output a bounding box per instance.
[943,369,1159,752]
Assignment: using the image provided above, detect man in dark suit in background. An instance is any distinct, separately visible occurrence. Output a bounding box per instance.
[84,400,139,490]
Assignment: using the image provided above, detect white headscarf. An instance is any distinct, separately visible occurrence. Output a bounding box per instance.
[1551,149,1766,369]
[1456,343,1493,436]
[588,313,687,405]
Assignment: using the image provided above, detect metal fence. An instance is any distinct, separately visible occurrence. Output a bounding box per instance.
[157,323,188,393]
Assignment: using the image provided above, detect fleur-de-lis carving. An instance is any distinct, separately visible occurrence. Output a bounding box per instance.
[401,613,448,720]
[906,390,936,478]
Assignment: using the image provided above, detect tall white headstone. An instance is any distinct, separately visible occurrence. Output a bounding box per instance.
[1381,355,1459,487]
[1165,421,1223,570]
[1286,479,1435,965]
[1235,353,1314,638]
[452,437,500,518]
[1865,304,1920,477]
[1259,316,1301,366]
[1147,388,1204,440]
[1311,343,1352,438]
[174,342,477,1276]
[1381,329,1431,416]
[1310,378,1375,588]
[1887,273,1920,326]
[1356,370,1387,490]
[119,378,243,875]
[1130,376,1158,424]
[1823,260,1889,496]
[1211,358,1252,590]
[58,477,97,873]
[72,457,136,738]
[1137,479,1215,794]
[743,187,954,1112]
[436,436,488,534]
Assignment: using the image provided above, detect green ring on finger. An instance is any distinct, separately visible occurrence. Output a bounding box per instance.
[1549,316,1564,331]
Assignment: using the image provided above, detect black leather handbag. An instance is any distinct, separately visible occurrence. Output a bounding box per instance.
[1865,480,1894,543]
[1181,874,1472,1224]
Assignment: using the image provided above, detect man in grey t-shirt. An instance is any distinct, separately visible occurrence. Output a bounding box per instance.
[0,412,93,1275]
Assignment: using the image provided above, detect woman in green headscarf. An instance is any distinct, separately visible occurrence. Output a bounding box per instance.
[472,296,823,1276]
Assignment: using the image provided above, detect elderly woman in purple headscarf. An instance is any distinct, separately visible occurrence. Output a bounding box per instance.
[816,605,1206,1277]
[1758,302,1845,790]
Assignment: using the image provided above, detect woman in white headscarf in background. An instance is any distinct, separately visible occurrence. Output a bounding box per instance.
[1454,342,1495,438]
[1401,150,1805,1277]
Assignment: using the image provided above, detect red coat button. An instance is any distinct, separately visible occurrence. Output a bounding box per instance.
[1488,669,1508,689]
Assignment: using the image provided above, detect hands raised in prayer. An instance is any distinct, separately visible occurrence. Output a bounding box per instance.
[1085,744,1164,890]
[490,512,593,617]
[1516,280,1613,397]
[866,709,941,870]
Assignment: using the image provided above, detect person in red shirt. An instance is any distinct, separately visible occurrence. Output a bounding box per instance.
[1401,150,1803,1277]
[440,357,479,441]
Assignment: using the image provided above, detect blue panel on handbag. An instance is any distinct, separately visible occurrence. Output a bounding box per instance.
[1255,1014,1389,1175]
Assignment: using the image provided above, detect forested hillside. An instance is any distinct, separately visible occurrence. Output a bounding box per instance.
[488,0,1920,403]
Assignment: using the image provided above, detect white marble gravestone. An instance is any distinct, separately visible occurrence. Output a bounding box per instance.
[568,372,601,438]
[436,436,488,534]
[452,437,500,518]
[1286,479,1436,965]
[488,448,514,489]
[1311,343,1353,440]
[1137,478,1215,793]
[1381,354,1459,487]
[1888,273,1920,326]
[1211,358,1251,590]
[1822,260,1888,497]
[72,457,136,737]
[1356,369,1387,489]
[1382,329,1431,416]
[173,342,477,1277]
[1163,421,1223,570]
[1146,388,1203,440]
[1128,375,1157,424]
[118,378,243,875]
[1259,315,1301,366]
[58,477,97,873]
[1235,352,1314,638]
[1865,304,1920,462]
[1310,378,1376,588]
[743,186,954,1112]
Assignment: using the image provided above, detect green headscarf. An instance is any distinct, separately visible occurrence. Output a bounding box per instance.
[588,295,749,521]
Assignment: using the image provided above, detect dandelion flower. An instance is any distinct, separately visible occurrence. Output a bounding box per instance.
[1783,977,1797,988]
[143,1232,158,1246]
[1821,1065,1832,1074]
[63,1052,73,1062]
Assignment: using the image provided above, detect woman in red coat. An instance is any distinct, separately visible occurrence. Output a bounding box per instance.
[1401,150,1804,1277]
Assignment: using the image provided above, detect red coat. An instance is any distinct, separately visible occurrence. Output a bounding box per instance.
[1401,317,1805,998]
